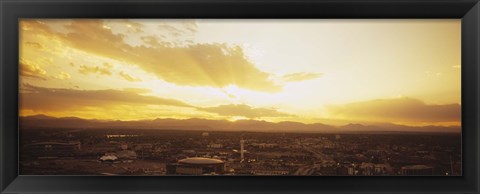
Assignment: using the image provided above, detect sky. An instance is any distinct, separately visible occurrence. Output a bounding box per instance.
[19,19,461,127]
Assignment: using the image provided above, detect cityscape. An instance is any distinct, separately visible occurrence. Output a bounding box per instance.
[19,19,461,176]
[20,116,461,176]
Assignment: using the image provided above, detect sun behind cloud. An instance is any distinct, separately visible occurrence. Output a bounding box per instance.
[19,19,461,127]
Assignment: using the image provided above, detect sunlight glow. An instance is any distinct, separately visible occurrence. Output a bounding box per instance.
[19,19,461,127]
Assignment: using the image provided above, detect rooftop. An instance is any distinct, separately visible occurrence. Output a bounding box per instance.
[25,141,81,146]
[401,165,433,170]
[178,157,224,165]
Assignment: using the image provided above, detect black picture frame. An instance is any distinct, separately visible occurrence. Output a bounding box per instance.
[1,0,479,193]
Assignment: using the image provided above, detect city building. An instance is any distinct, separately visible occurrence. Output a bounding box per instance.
[116,150,138,160]
[167,157,226,175]
[24,141,81,157]
[401,165,434,175]
[202,132,209,138]
[99,153,118,162]
[208,143,223,148]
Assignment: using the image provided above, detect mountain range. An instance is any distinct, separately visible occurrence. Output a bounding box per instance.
[19,114,461,133]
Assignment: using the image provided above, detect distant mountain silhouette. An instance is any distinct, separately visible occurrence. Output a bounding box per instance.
[340,123,386,131]
[19,115,460,133]
[24,114,56,120]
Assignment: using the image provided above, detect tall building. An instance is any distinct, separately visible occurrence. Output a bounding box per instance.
[240,138,245,161]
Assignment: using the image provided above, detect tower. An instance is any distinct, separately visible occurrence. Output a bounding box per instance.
[240,138,245,161]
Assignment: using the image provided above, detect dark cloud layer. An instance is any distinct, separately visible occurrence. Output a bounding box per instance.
[20,84,292,119]
[328,97,460,123]
[20,84,194,111]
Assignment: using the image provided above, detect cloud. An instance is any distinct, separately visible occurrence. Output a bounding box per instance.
[78,65,112,76]
[181,20,198,33]
[141,36,160,47]
[327,97,460,123]
[22,19,283,93]
[102,62,114,68]
[20,20,52,34]
[157,20,198,36]
[20,20,65,54]
[157,24,185,36]
[54,72,71,80]
[119,71,142,82]
[122,88,151,94]
[19,84,194,112]
[198,104,291,118]
[25,41,45,50]
[122,19,144,33]
[281,72,322,82]
[19,59,48,80]
[19,84,290,120]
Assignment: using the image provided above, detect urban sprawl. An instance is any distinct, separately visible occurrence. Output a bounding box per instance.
[20,128,461,176]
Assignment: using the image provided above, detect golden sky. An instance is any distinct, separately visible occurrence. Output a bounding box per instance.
[19,19,461,127]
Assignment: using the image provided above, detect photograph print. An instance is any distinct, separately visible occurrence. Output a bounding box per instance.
[19,19,461,176]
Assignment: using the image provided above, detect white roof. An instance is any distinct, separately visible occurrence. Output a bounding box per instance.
[100,155,118,161]
[178,157,224,165]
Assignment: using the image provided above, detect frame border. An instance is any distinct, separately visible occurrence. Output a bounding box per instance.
[1,0,479,193]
